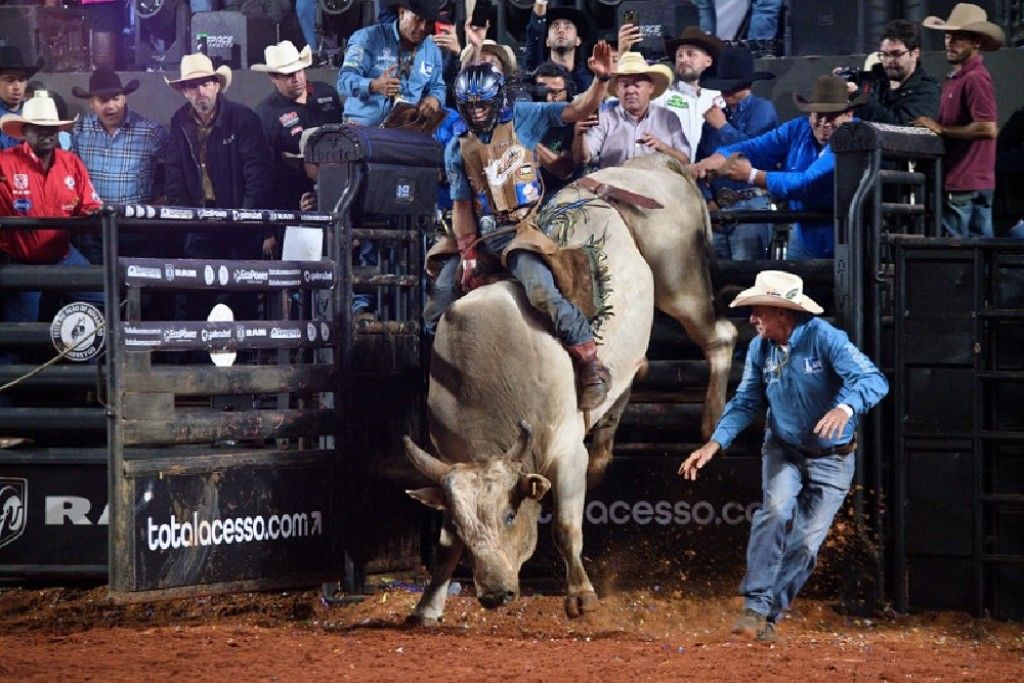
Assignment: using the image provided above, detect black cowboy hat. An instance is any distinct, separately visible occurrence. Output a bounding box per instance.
[793,75,869,113]
[386,0,442,22]
[664,25,725,60]
[0,46,44,78]
[700,45,775,92]
[546,5,597,44]
[71,67,141,99]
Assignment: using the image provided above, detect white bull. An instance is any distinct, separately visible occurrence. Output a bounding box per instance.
[403,154,737,623]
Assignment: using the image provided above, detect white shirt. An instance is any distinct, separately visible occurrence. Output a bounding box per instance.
[653,80,722,154]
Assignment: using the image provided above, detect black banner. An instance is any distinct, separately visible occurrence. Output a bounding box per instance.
[132,463,333,591]
[111,205,333,224]
[122,320,335,351]
[121,259,336,290]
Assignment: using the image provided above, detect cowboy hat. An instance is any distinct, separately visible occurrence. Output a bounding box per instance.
[664,26,725,60]
[610,52,672,98]
[546,6,598,44]
[0,93,77,140]
[700,45,775,92]
[72,67,140,99]
[0,46,43,78]
[165,53,232,91]
[729,270,823,315]
[250,40,312,74]
[385,0,442,23]
[459,40,518,76]
[922,3,1005,51]
[793,75,869,113]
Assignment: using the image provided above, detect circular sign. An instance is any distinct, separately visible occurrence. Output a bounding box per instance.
[50,303,105,362]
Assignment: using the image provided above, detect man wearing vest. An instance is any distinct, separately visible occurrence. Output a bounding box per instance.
[423,26,614,410]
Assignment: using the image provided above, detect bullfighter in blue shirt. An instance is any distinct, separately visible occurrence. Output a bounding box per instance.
[680,270,889,643]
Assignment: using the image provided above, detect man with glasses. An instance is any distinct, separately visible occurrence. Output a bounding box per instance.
[531,61,578,198]
[691,76,865,260]
[849,20,940,125]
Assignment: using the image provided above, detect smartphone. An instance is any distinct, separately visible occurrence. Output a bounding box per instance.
[435,21,453,36]
[470,0,494,29]
[622,9,639,26]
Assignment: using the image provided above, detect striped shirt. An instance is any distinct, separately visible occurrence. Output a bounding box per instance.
[70,109,168,204]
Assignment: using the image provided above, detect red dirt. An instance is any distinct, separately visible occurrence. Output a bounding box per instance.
[1,584,1022,681]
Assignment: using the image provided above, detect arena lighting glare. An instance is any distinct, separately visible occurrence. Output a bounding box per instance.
[134,0,166,19]
[319,0,355,16]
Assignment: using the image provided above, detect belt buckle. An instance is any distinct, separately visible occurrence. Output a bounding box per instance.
[716,187,738,208]
[478,215,498,235]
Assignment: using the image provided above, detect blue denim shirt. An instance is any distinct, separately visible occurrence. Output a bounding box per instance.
[336,20,447,126]
[711,316,889,452]
[716,116,843,258]
[697,94,778,199]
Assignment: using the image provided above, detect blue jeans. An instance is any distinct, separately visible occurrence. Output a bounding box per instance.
[741,437,856,620]
[296,0,318,51]
[713,195,774,260]
[942,190,994,238]
[693,0,783,40]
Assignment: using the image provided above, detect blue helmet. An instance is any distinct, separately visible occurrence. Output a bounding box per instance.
[455,63,506,135]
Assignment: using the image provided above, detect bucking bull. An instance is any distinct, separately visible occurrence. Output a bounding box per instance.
[403,154,737,623]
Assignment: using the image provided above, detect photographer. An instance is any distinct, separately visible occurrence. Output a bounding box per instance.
[836,20,939,126]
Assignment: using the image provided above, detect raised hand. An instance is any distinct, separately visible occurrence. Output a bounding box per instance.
[587,41,614,80]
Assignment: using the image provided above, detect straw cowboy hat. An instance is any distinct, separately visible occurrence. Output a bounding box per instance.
[72,67,140,99]
[165,53,232,91]
[0,46,43,78]
[0,93,77,140]
[793,75,869,113]
[922,3,1005,51]
[700,45,775,93]
[610,52,672,98]
[459,40,518,76]
[729,270,824,315]
[664,26,725,60]
[250,40,312,74]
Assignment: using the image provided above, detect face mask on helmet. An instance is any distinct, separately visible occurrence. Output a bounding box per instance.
[455,64,506,135]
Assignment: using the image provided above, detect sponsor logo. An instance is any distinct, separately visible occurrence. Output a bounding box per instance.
[200,328,232,342]
[244,327,267,338]
[218,265,229,286]
[395,181,413,203]
[270,211,298,222]
[303,269,333,283]
[234,325,246,342]
[197,208,229,220]
[50,303,105,362]
[159,207,194,220]
[13,197,31,212]
[164,264,175,281]
[233,268,269,284]
[205,34,234,49]
[127,264,162,280]
[804,357,823,374]
[270,327,301,340]
[0,478,27,550]
[204,265,215,285]
[146,509,323,551]
[306,322,317,342]
[539,499,760,527]
[12,173,28,191]
[278,111,300,128]
[232,210,264,221]
[320,322,330,342]
[162,328,197,342]
[64,175,75,189]
[124,325,161,335]
[45,495,109,525]
[125,339,161,347]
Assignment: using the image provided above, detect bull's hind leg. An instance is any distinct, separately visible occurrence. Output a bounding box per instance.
[552,441,599,617]
[408,534,465,626]
[586,388,631,489]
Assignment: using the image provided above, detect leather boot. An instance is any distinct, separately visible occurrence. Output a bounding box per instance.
[566,341,610,410]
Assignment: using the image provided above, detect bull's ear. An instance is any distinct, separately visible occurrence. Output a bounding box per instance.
[518,473,551,501]
[406,487,448,511]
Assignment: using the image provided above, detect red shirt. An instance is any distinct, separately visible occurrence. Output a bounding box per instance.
[0,142,102,263]
[937,54,997,192]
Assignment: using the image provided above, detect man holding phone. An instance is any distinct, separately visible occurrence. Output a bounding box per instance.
[654,26,725,153]
[522,1,598,94]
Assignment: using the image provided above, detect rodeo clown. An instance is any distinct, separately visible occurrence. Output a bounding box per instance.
[680,270,889,643]
[423,22,614,410]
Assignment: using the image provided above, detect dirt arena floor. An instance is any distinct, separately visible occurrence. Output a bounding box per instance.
[2,581,1022,682]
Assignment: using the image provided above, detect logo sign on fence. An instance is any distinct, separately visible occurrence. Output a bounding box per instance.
[0,478,27,550]
[50,303,105,362]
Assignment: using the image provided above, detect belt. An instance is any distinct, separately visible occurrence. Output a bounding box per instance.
[716,187,770,208]
[797,440,857,458]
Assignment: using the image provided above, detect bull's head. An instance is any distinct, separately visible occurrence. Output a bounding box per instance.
[404,420,551,609]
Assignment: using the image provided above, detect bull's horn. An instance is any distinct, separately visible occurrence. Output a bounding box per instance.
[403,436,451,484]
[503,420,534,462]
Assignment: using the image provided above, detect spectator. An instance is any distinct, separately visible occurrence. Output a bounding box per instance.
[574,52,689,170]
[696,45,778,260]
[655,26,725,153]
[0,94,102,332]
[522,1,597,94]
[336,0,446,127]
[459,40,517,78]
[0,47,43,151]
[691,75,867,260]
[531,61,578,199]
[913,4,1003,239]
[25,82,71,150]
[693,0,782,59]
[846,20,940,125]
[252,41,342,216]
[70,68,169,260]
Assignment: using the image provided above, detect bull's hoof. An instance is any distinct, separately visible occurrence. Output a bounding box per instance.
[564,590,599,618]
[404,613,440,627]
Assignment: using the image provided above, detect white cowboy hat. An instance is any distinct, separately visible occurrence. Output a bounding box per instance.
[922,3,1005,51]
[459,40,518,76]
[250,40,312,74]
[729,270,824,315]
[165,52,232,91]
[0,93,77,140]
[610,52,672,98]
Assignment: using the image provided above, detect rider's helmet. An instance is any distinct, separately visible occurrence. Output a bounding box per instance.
[455,63,506,135]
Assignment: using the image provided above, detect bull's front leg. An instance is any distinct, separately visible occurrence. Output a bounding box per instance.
[551,442,598,618]
[408,532,465,626]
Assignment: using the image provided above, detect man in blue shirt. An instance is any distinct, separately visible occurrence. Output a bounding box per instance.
[696,46,778,260]
[691,75,867,260]
[0,47,43,151]
[680,270,888,643]
[336,0,447,127]
[424,30,614,410]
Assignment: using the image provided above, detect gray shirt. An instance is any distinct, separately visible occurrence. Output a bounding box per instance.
[584,103,691,169]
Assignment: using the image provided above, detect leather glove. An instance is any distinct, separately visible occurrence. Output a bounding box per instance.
[457,233,479,293]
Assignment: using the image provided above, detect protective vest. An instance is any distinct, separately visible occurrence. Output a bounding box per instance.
[458,121,543,224]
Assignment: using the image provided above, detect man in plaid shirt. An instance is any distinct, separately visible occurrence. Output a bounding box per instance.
[70,68,168,261]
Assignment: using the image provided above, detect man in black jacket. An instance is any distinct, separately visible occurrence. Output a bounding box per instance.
[849,20,940,125]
